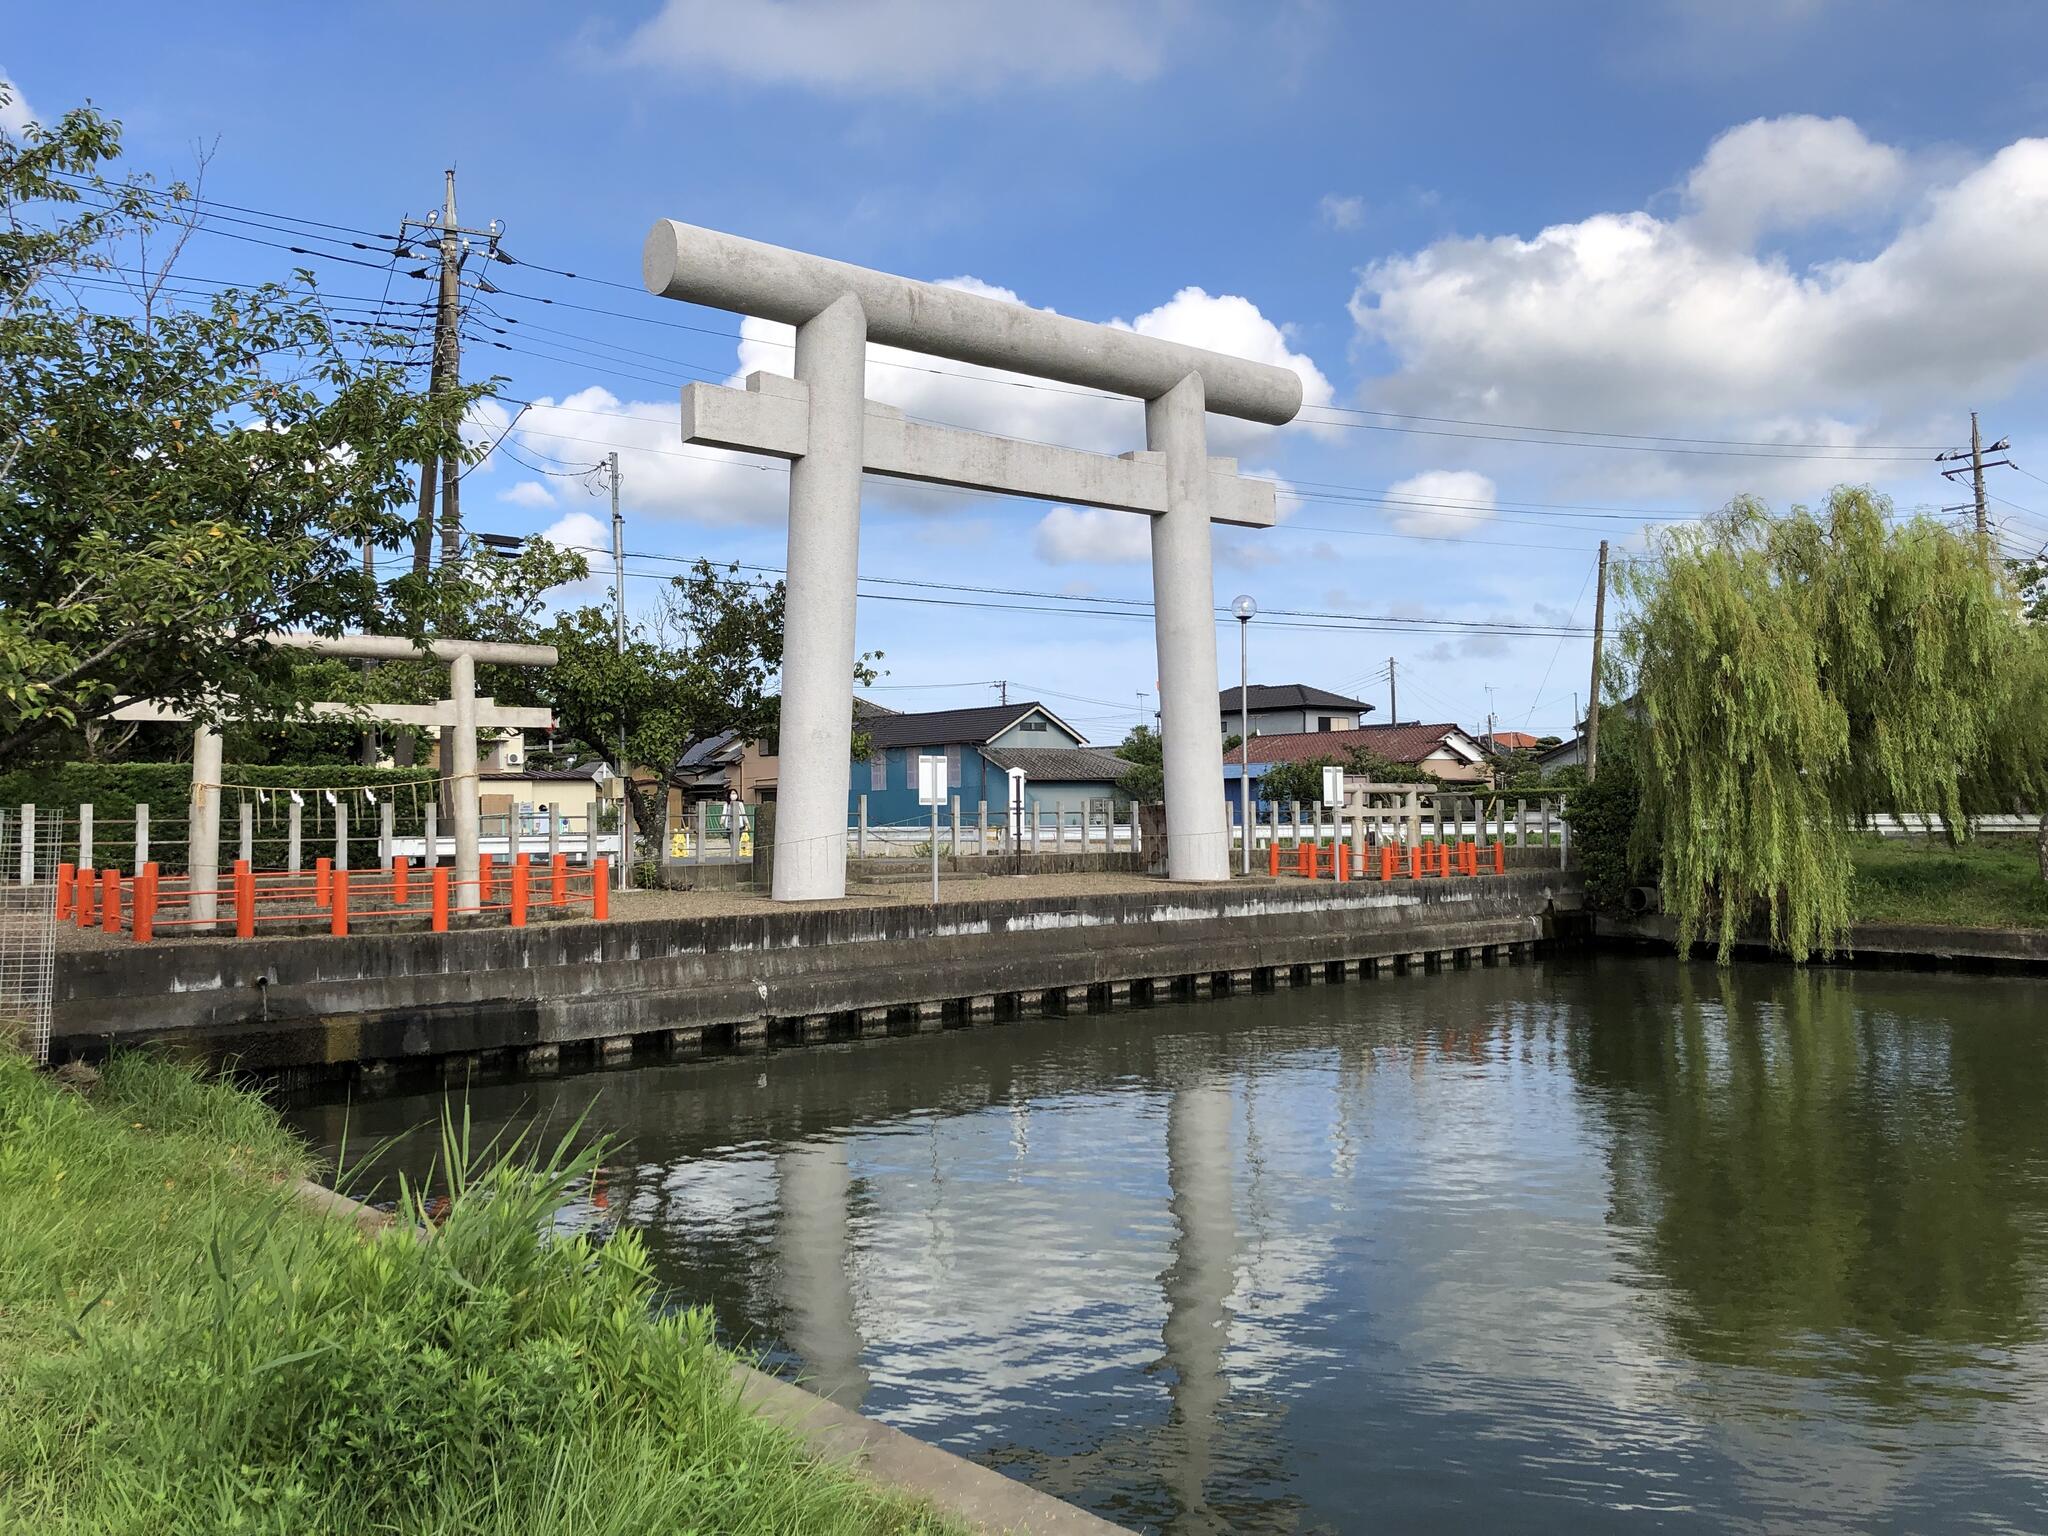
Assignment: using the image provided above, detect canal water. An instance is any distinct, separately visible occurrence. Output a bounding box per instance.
[285,954,2048,1534]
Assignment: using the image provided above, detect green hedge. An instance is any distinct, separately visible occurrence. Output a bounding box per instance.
[0,763,440,874]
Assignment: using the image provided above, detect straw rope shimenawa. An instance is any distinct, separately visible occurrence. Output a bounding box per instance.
[285,1176,1128,1535]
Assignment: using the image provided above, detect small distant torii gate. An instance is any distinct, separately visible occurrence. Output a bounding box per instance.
[113,632,556,925]
[643,220,1303,901]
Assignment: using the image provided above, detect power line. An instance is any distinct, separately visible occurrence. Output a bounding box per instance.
[57,175,1969,462]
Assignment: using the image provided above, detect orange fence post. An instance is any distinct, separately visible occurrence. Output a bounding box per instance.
[1334,842,1348,882]
[134,865,157,944]
[592,858,609,921]
[233,858,254,939]
[1492,840,1506,875]
[76,868,96,927]
[510,856,530,928]
[480,853,495,905]
[1407,844,1424,881]
[101,869,121,933]
[1437,841,1451,878]
[1297,841,1313,878]
[1381,843,1398,882]
[56,863,74,919]
[393,855,410,906]
[431,866,450,933]
[314,856,331,909]
[550,852,567,907]
[1266,841,1279,878]
[330,870,349,937]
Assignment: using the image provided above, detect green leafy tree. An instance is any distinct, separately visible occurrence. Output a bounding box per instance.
[1113,724,1163,803]
[505,559,878,844]
[1617,488,2044,959]
[1258,757,1335,807]
[0,95,480,767]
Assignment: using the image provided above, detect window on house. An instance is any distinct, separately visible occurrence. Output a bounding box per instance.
[869,752,886,792]
[1020,717,1048,733]
[945,744,961,787]
[1318,716,1334,731]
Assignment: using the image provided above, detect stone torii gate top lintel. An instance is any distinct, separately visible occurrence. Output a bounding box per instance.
[643,221,1302,423]
[643,219,1305,902]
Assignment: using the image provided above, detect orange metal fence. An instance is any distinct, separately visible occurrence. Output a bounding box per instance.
[55,854,610,943]
[1262,837,1508,883]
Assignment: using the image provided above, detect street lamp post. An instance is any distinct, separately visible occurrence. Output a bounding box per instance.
[1231,595,1257,875]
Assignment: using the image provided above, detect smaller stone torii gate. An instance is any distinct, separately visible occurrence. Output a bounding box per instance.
[113,633,556,923]
[644,220,1304,901]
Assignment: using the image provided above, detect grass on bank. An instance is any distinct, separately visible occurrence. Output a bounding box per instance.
[0,1052,958,1535]
[1850,834,2048,931]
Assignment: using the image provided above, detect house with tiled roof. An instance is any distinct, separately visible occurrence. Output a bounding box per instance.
[1221,721,1491,807]
[850,701,1132,823]
[1219,683,1374,737]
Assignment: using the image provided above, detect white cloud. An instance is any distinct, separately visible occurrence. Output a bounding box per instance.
[1352,124,2048,444]
[1319,193,1365,230]
[0,71,35,137]
[483,386,793,526]
[1682,115,1905,247]
[737,276,1334,462]
[538,509,609,560]
[1383,469,1496,535]
[1033,504,1153,565]
[500,480,556,509]
[617,0,1181,94]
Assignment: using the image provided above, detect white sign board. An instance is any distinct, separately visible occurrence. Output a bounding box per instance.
[917,754,949,808]
[1321,765,1346,808]
[1006,766,1028,813]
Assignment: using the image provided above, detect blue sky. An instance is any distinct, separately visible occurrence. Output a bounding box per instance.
[10,0,2048,742]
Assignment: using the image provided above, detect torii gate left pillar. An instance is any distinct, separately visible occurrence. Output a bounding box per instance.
[645,220,1302,901]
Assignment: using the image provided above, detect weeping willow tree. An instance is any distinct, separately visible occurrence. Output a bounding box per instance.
[1616,487,2045,960]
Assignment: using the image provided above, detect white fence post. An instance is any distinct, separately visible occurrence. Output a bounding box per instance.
[135,802,150,869]
[547,803,561,866]
[78,803,94,871]
[335,800,349,872]
[423,803,437,868]
[287,801,301,873]
[18,804,33,884]
[977,799,988,856]
[857,794,869,859]
[239,799,254,866]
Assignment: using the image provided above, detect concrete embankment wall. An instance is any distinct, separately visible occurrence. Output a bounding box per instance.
[1597,913,2048,972]
[52,870,1578,1072]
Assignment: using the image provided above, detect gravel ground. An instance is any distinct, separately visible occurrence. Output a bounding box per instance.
[49,868,1205,951]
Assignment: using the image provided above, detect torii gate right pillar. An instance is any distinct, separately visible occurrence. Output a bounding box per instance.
[1148,373,1232,882]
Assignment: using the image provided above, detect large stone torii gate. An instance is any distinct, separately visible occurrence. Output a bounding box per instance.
[643,220,1303,901]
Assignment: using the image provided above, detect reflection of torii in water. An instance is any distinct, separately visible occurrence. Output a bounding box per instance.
[985,1076,1305,1535]
[773,1139,871,1408]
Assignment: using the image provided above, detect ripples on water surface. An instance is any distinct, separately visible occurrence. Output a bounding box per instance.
[288,954,2048,1534]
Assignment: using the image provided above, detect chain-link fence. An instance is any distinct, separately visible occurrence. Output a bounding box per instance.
[0,808,61,1063]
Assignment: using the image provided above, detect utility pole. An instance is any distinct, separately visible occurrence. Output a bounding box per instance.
[996,680,1007,706]
[402,170,503,574]
[1386,657,1397,725]
[610,452,630,890]
[1939,411,2012,563]
[1585,539,1610,783]
[1483,685,1498,755]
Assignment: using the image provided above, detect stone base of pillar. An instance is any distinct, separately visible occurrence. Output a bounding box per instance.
[798,1014,832,1042]
[857,1007,892,1034]
[665,1028,704,1054]
[733,1018,768,1048]
[519,1042,561,1074]
[598,1035,635,1063]
[967,994,996,1020]
[1228,969,1254,991]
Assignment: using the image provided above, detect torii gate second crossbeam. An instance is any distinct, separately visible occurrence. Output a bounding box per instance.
[644,220,1304,901]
